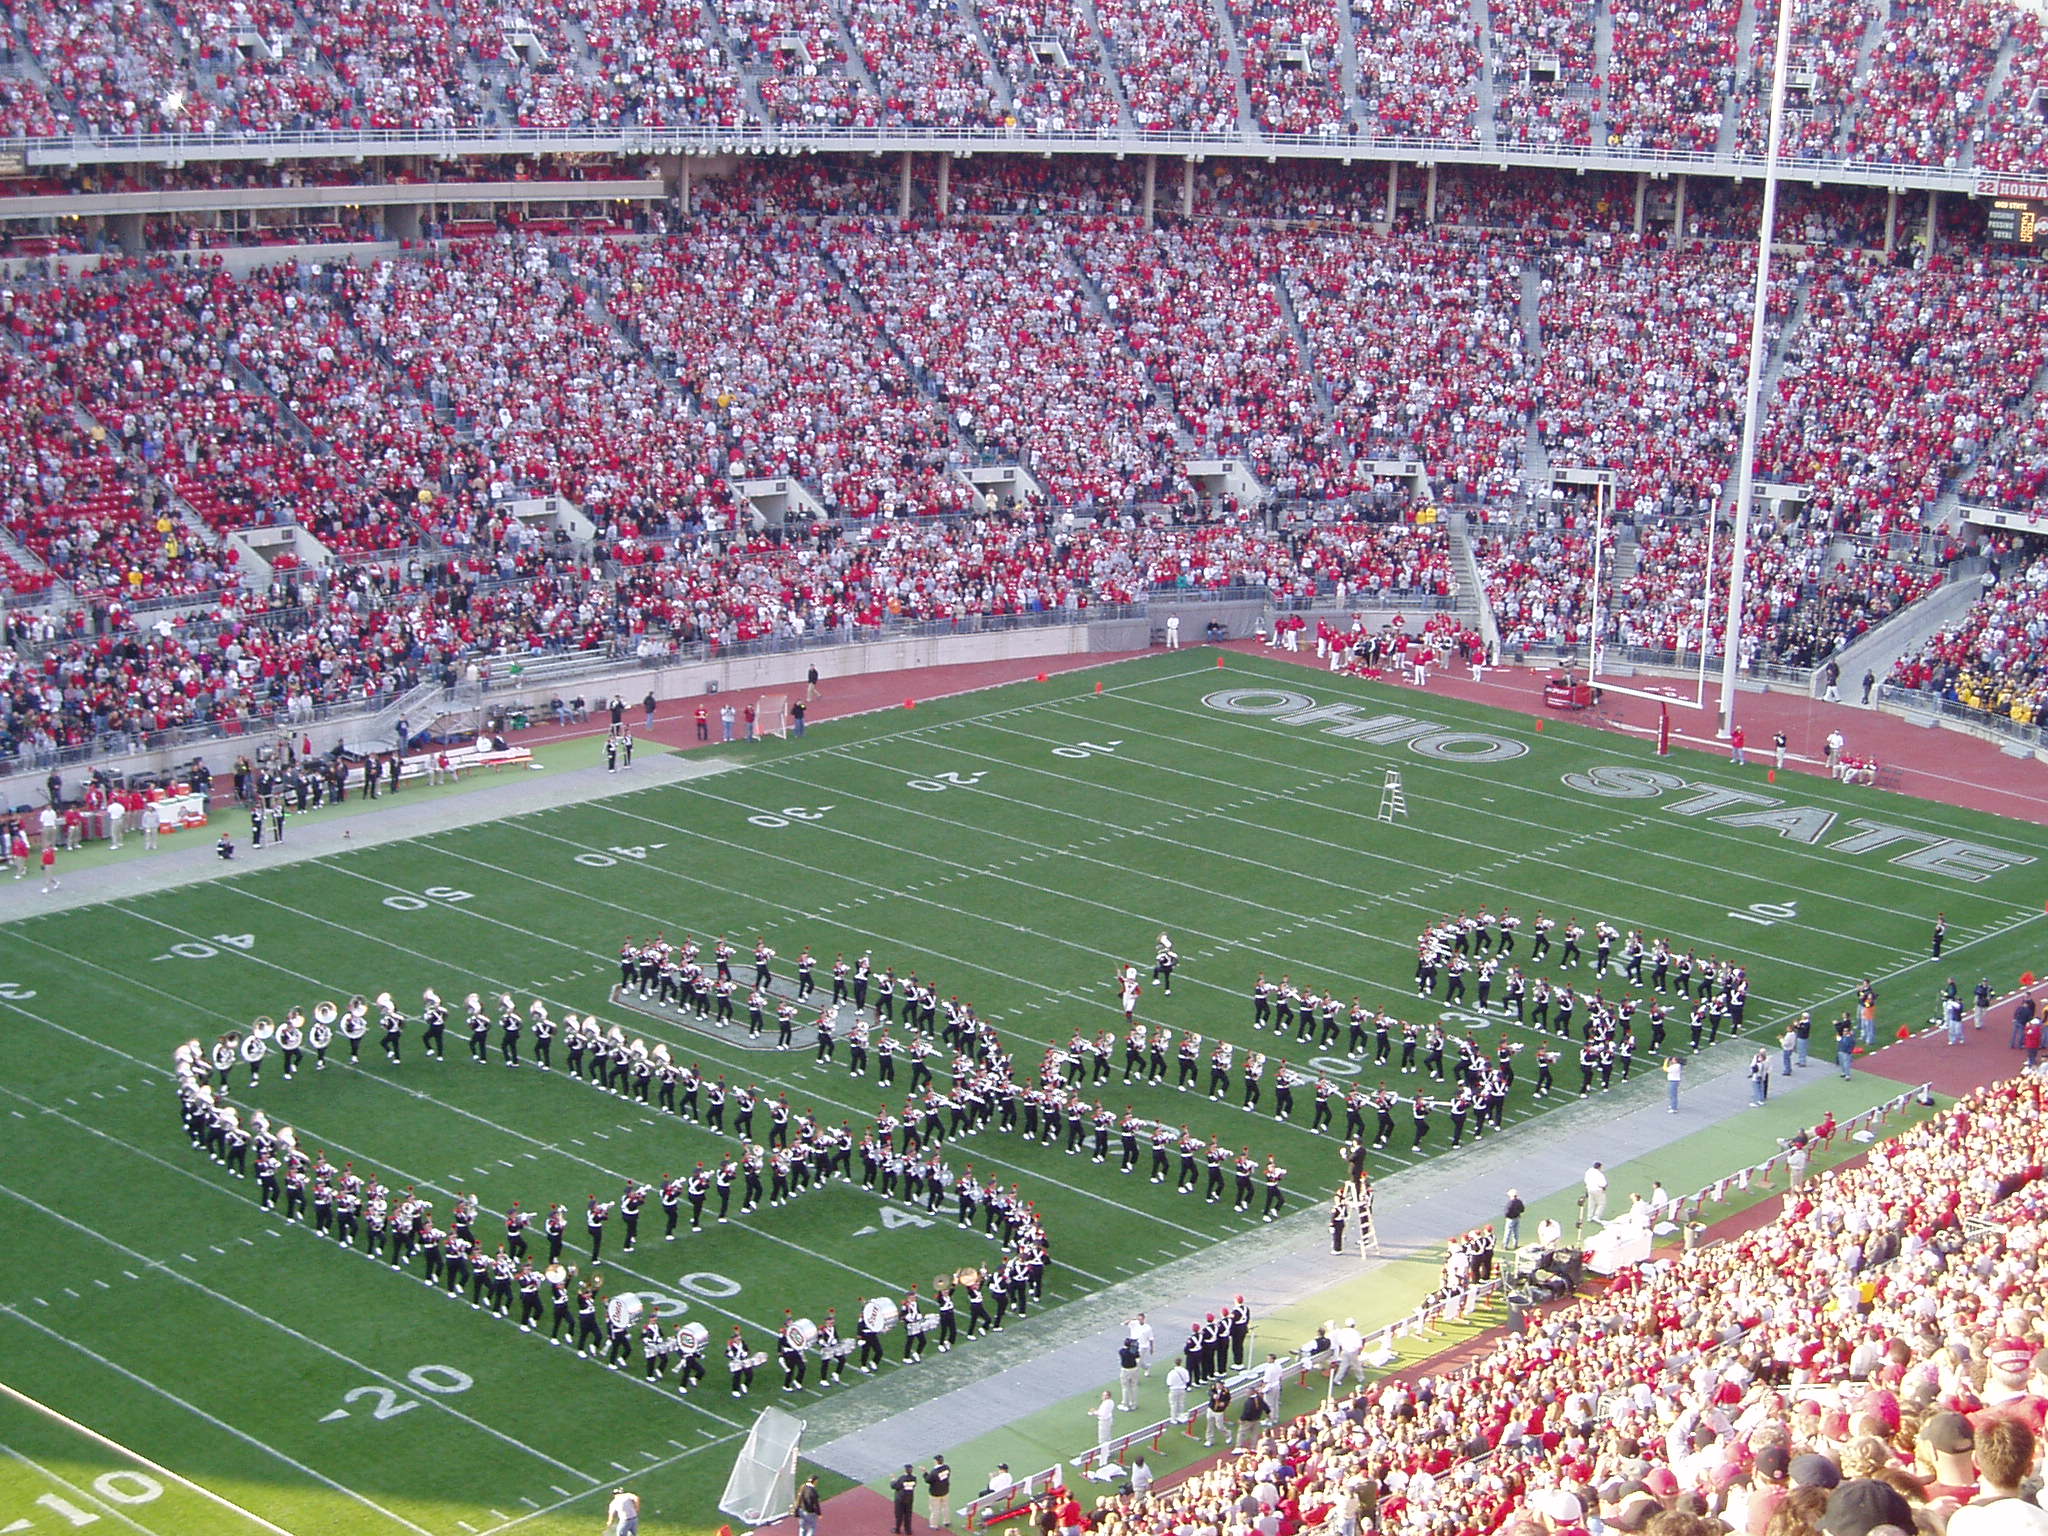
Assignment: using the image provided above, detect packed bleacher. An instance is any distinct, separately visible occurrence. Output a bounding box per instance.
[1,165,2044,765]
[1890,536,2048,727]
[0,511,1451,760]
[1085,1069,2048,1536]
[0,0,2041,152]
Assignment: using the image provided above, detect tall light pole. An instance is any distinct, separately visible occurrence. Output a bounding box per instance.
[1719,0,1799,736]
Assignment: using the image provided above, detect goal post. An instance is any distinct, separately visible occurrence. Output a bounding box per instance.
[1576,471,1714,715]
[720,1406,805,1526]
[758,694,790,740]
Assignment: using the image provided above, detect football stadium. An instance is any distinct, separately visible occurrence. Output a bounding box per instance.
[0,11,2046,1535]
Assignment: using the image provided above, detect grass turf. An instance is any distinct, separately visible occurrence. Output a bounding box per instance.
[1,650,2038,1536]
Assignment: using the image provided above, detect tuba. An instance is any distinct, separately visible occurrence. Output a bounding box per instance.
[464,992,482,1013]
[422,988,441,1008]
[312,1000,339,1026]
[251,1015,276,1040]
[375,992,395,1013]
[348,994,366,1013]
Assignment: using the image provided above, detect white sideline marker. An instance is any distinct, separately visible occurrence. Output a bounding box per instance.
[0,1379,297,1535]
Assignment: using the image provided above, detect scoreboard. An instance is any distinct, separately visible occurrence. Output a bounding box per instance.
[1977,178,2048,247]
[1987,198,2042,246]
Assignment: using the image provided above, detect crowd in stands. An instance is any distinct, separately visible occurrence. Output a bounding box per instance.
[0,173,2042,757]
[1473,509,1944,666]
[1488,0,1597,146]
[0,0,2045,156]
[1534,238,1789,523]
[1730,0,1870,160]
[1284,232,1527,502]
[969,0,1125,133]
[0,511,1449,760]
[1756,254,2048,540]
[1085,1070,2048,1536]
[1603,0,1738,151]
[1093,0,1240,132]
[1842,0,2009,167]
[843,0,1006,128]
[1349,0,1483,139]
[827,219,1185,508]
[1890,535,2048,727]
[1227,0,1347,135]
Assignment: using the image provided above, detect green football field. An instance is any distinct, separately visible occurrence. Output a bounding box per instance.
[2,650,2039,1536]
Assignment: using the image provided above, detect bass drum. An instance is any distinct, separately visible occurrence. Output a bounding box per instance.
[861,1297,900,1334]
[785,1317,818,1350]
[606,1293,645,1330]
[675,1321,711,1352]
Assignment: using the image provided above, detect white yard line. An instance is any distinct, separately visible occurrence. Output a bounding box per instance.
[0,1179,598,1487]
[0,1440,173,1536]
[0,1307,438,1536]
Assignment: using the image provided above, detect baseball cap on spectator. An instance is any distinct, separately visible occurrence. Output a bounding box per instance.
[1643,1467,1680,1498]
[1923,1412,1975,1455]
[1989,1340,2035,1377]
[1817,1479,1914,1536]
[1821,1410,1852,1441]
[1534,1489,1584,1526]
[1790,1454,1842,1489]
[1608,1489,1661,1533]
[1754,1446,1791,1483]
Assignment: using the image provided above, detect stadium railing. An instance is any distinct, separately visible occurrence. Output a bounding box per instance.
[0,123,1994,196]
[1878,683,2045,754]
[1064,1282,1508,1478]
[1662,1082,1930,1229]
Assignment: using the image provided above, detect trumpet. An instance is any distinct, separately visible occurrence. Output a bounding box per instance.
[312,1000,339,1025]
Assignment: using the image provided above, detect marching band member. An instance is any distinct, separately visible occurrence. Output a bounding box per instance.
[672,1324,707,1392]
[377,993,405,1065]
[277,1010,304,1079]
[419,990,447,1060]
[779,1311,809,1390]
[727,1327,757,1398]
[240,1024,270,1087]
[816,1309,845,1384]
